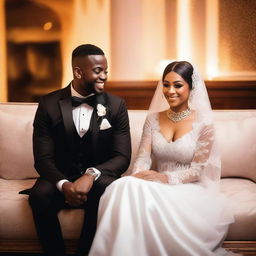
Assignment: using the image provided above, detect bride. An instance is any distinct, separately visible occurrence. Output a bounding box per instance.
[89,61,235,256]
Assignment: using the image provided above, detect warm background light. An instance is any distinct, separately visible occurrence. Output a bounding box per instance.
[177,0,191,61]
[154,59,174,78]
[43,21,52,31]
[206,0,219,80]
[0,0,255,103]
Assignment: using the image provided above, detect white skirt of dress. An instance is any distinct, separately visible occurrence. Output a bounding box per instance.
[89,176,236,256]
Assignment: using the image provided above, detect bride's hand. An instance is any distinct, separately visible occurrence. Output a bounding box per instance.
[132,170,168,183]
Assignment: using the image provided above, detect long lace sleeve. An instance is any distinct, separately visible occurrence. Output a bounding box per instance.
[165,124,214,185]
[132,116,153,174]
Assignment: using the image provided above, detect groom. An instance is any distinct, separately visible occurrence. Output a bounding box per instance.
[28,44,131,256]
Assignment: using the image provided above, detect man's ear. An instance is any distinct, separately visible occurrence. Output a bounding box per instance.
[74,67,82,79]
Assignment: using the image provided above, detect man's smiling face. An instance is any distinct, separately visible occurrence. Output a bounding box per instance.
[74,55,108,96]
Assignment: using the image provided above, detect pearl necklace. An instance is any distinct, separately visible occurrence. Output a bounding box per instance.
[166,108,192,122]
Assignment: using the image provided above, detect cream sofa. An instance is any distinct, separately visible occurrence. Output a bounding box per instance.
[0,102,256,255]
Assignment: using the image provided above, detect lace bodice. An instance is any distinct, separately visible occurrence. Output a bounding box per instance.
[132,113,214,185]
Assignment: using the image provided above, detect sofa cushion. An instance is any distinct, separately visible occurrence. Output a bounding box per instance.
[220,178,256,240]
[0,178,84,240]
[0,103,39,179]
[214,111,256,182]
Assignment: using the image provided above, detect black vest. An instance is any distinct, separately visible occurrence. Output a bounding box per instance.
[67,130,94,179]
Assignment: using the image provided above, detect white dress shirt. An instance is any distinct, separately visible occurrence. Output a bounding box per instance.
[71,86,94,137]
[56,84,101,191]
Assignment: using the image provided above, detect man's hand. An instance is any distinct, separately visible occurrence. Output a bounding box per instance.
[73,174,94,197]
[132,170,168,183]
[62,181,86,207]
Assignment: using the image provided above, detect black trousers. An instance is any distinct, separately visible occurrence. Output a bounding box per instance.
[29,175,117,256]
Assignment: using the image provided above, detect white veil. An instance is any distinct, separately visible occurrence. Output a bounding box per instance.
[149,63,221,187]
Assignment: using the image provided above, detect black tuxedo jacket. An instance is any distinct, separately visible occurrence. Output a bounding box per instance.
[33,84,131,185]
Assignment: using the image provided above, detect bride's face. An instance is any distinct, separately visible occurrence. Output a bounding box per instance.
[162,71,190,111]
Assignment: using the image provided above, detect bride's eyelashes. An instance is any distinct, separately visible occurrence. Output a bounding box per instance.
[163,83,183,89]
[174,83,183,88]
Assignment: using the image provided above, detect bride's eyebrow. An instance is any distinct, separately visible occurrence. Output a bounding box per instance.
[163,80,183,84]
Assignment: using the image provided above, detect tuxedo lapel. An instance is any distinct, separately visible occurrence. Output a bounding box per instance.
[90,93,108,156]
[89,108,101,156]
[59,86,76,150]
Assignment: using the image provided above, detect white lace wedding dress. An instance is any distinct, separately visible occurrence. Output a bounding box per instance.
[89,113,235,256]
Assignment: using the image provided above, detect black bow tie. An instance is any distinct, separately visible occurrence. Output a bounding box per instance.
[72,96,96,107]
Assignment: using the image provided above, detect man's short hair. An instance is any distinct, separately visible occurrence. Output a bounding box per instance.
[72,44,104,60]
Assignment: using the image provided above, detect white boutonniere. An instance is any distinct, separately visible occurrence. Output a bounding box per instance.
[97,104,111,130]
[97,104,106,117]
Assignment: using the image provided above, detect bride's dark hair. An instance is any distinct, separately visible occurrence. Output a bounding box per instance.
[162,61,194,89]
